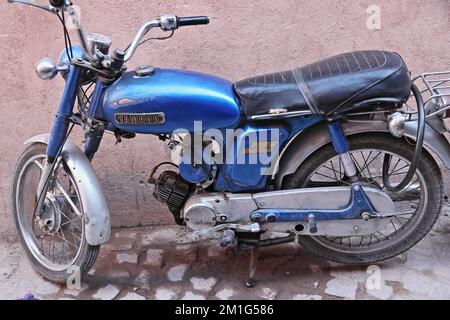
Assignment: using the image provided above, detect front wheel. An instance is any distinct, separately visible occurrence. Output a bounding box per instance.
[283,133,443,264]
[12,143,99,284]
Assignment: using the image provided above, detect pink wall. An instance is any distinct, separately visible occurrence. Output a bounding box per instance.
[0,0,449,236]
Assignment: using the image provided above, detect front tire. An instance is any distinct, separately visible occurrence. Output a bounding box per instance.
[283,133,443,265]
[12,143,99,284]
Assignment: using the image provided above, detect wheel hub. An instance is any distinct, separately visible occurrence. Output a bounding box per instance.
[36,193,62,234]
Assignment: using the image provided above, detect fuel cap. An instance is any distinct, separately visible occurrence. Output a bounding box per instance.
[135,65,155,77]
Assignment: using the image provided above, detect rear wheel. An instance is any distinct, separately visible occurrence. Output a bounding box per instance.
[283,133,443,264]
[12,143,99,284]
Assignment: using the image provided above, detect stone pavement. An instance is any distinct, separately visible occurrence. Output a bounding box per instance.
[1,206,450,300]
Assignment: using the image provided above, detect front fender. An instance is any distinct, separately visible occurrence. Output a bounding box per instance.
[274,119,450,189]
[24,134,111,245]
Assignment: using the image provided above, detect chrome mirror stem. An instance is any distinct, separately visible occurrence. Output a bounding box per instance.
[67,5,99,63]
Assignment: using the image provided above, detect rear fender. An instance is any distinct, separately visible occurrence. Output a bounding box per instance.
[274,119,450,189]
[24,134,111,245]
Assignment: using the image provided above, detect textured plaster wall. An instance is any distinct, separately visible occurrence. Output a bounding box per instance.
[0,0,449,236]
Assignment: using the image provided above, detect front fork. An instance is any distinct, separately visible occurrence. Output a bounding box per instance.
[35,66,107,218]
[35,66,82,218]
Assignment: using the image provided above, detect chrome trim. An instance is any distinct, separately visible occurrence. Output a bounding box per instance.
[182,186,394,224]
[388,112,406,138]
[265,218,393,237]
[405,120,450,165]
[269,108,288,114]
[35,58,59,81]
[181,186,395,237]
[24,134,111,245]
[160,14,178,31]
[177,223,261,244]
[413,70,450,117]
[427,103,450,118]
[115,112,166,125]
[124,20,161,62]
[340,152,358,177]
[87,33,112,56]
[183,193,258,225]
[250,110,313,120]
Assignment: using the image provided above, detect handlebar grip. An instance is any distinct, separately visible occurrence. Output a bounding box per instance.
[49,0,65,7]
[177,16,210,27]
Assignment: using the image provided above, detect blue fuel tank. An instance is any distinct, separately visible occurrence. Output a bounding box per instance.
[102,68,242,134]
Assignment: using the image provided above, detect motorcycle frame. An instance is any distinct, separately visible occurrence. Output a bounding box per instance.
[43,63,382,226]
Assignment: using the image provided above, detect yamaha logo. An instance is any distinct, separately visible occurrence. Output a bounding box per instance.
[115,113,166,126]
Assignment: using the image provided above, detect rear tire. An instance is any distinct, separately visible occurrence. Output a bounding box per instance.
[12,143,99,284]
[283,133,443,264]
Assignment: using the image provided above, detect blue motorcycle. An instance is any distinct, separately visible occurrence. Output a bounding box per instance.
[9,0,450,287]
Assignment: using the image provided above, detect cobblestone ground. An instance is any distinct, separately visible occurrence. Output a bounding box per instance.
[1,206,450,300]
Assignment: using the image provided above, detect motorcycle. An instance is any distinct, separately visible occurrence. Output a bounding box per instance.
[8,0,450,288]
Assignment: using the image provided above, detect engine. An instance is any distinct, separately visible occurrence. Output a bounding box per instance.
[151,170,191,225]
[149,133,220,226]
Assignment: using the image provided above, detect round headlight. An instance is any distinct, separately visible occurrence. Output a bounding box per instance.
[35,58,58,81]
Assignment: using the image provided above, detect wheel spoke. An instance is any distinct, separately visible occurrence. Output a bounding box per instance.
[361,151,374,180]
[55,232,79,251]
[55,180,83,217]
[389,158,402,176]
[356,151,383,179]
[350,153,364,177]
[313,172,341,181]
[391,164,410,176]
[33,160,44,171]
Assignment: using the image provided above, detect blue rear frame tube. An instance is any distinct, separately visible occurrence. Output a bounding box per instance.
[327,121,350,154]
[327,120,358,178]
[46,66,82,162]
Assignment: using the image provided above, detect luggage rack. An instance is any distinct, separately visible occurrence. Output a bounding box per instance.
[413,71,450,118]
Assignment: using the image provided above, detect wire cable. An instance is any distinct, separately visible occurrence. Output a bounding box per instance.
[139,30,175,46]
[57,11,73,59]
[382,84,425,192]
[124,30,175,52]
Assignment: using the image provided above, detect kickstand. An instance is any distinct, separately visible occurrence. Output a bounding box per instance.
[246,247,259,288]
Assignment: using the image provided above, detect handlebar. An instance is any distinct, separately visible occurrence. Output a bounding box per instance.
[124,14,209,63]
[8,0,210,66]
[123,19,161,63]
[49,0,65,7]
[178,16,210,27]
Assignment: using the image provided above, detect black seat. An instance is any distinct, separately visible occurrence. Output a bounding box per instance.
[234,51,411,119]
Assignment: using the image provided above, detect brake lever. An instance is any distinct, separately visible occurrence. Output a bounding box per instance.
[7,0,58,14]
